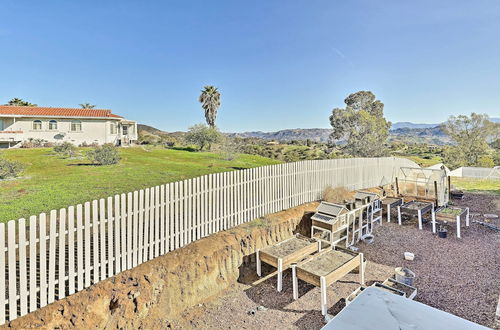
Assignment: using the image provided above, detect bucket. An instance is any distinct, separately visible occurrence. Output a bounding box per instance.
[395,267,415,286]
[438,229,447,238]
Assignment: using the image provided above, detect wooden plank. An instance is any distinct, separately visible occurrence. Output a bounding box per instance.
[99,199,106,281]
[0,223,5,324]
[28,216,37,312]
[58,209,66,299]
[164,184,170,251]
[166,183,175,251]
[214,173,221,233]
[154,186,160,257]
[149,187,155,260]
[114,195,121,274]
[121,194,127,271]
[76,204,84,291]
[187,179,192,244]
[132,191,139,267]
[137,190,144,265]
[324,255,361,286]
[199,176,205,237]
[181,181,186,247]
[67,206,76,295]
[143,188,150,261]
[84,202,91,288]
[7,221,17,321]
[126,193,133,269]
[92,200,99,284]
[18,218,27,316]
[39,213,47,308]
[169,183,175,250]
[107,197,114,277]
[160,185,165,255]
[174,182,179,248]
[194,178,201,238]
[48,210,57,303]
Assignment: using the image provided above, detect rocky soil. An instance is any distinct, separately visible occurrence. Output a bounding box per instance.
[174,192,499,329]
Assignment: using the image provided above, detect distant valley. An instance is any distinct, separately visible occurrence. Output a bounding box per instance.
[141,118,499,146]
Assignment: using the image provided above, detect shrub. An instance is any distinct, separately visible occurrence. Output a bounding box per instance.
[86,144,121,165]
[0,158,24,180]
[184,124,224,151]
[322,186,351,203]
[21,138,50,148]
[53,142,78,158]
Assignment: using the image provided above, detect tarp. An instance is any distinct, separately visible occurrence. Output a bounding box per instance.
[322,287,488,330]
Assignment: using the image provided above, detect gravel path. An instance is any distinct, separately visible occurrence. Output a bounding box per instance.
[174,192,499,329]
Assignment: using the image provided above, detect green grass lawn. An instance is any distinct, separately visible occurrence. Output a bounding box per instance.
[451,177,500,195]
[400,155,443,167]
[0,147,280,222]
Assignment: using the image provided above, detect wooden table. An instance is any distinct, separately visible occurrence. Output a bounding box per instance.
[397,201,434,230]
[381,197,403,223]
[291,246,364,315]
[256,234,319,292]
[433,207,470,238]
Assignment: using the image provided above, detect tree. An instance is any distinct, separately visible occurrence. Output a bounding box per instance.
[79,103,96,109]
[185,124,224,151]
[198,86,221,127]
[6,98,37,106]
[329,91,391,157]
[443,113,494,167]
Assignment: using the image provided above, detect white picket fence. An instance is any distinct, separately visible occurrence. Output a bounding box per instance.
[0,157,417,323]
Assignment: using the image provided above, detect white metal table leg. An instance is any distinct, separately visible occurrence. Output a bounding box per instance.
[277,258,283,292]
[456,215,461,239]
[397,206,402,225]
[256,250,261,277]
[320,276,328,316]
[292,265,298,300]
[466,208,470,226]
[387,205,391,223]
[359,253,365,286]
[418,210,422,230]
[432,211,436,233]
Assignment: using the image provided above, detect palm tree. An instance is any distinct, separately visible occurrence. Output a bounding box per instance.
[6,98,37,106]
[198,86,221,128]
[79,103,96,109]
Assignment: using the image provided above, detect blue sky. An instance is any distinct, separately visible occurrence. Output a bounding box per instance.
[1,1,499,132]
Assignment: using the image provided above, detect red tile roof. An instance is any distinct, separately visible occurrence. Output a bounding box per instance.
[0,106,123,119]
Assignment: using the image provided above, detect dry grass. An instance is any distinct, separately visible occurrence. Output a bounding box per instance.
[322,186,351,203]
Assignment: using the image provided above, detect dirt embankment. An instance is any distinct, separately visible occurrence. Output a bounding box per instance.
[3,203,318,329]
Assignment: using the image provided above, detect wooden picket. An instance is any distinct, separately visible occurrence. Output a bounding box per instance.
[0,157,417,324]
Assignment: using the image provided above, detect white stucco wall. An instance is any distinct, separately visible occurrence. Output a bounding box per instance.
[0,117,137,146]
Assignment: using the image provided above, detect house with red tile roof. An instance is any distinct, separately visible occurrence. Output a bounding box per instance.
[0,106,137,148]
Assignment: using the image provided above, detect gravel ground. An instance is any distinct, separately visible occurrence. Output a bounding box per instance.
[174,192,499,329]
[174,261,394,329]
[358,192,500,328]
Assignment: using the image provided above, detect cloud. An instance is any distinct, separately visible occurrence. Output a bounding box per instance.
[332,47,354,67]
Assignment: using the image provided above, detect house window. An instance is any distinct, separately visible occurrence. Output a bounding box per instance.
[33,120,42,130]
[70,120,82,132]
[49,120,58,130]
[110,123,116,134]
[0,120,4,131]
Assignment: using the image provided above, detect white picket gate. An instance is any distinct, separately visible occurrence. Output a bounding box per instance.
[0,157,417,323]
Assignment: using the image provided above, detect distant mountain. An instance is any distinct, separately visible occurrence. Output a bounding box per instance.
[141,117,499,146]
[228,128,332,143]
[391,122,439,130]
[391,117,499,130]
